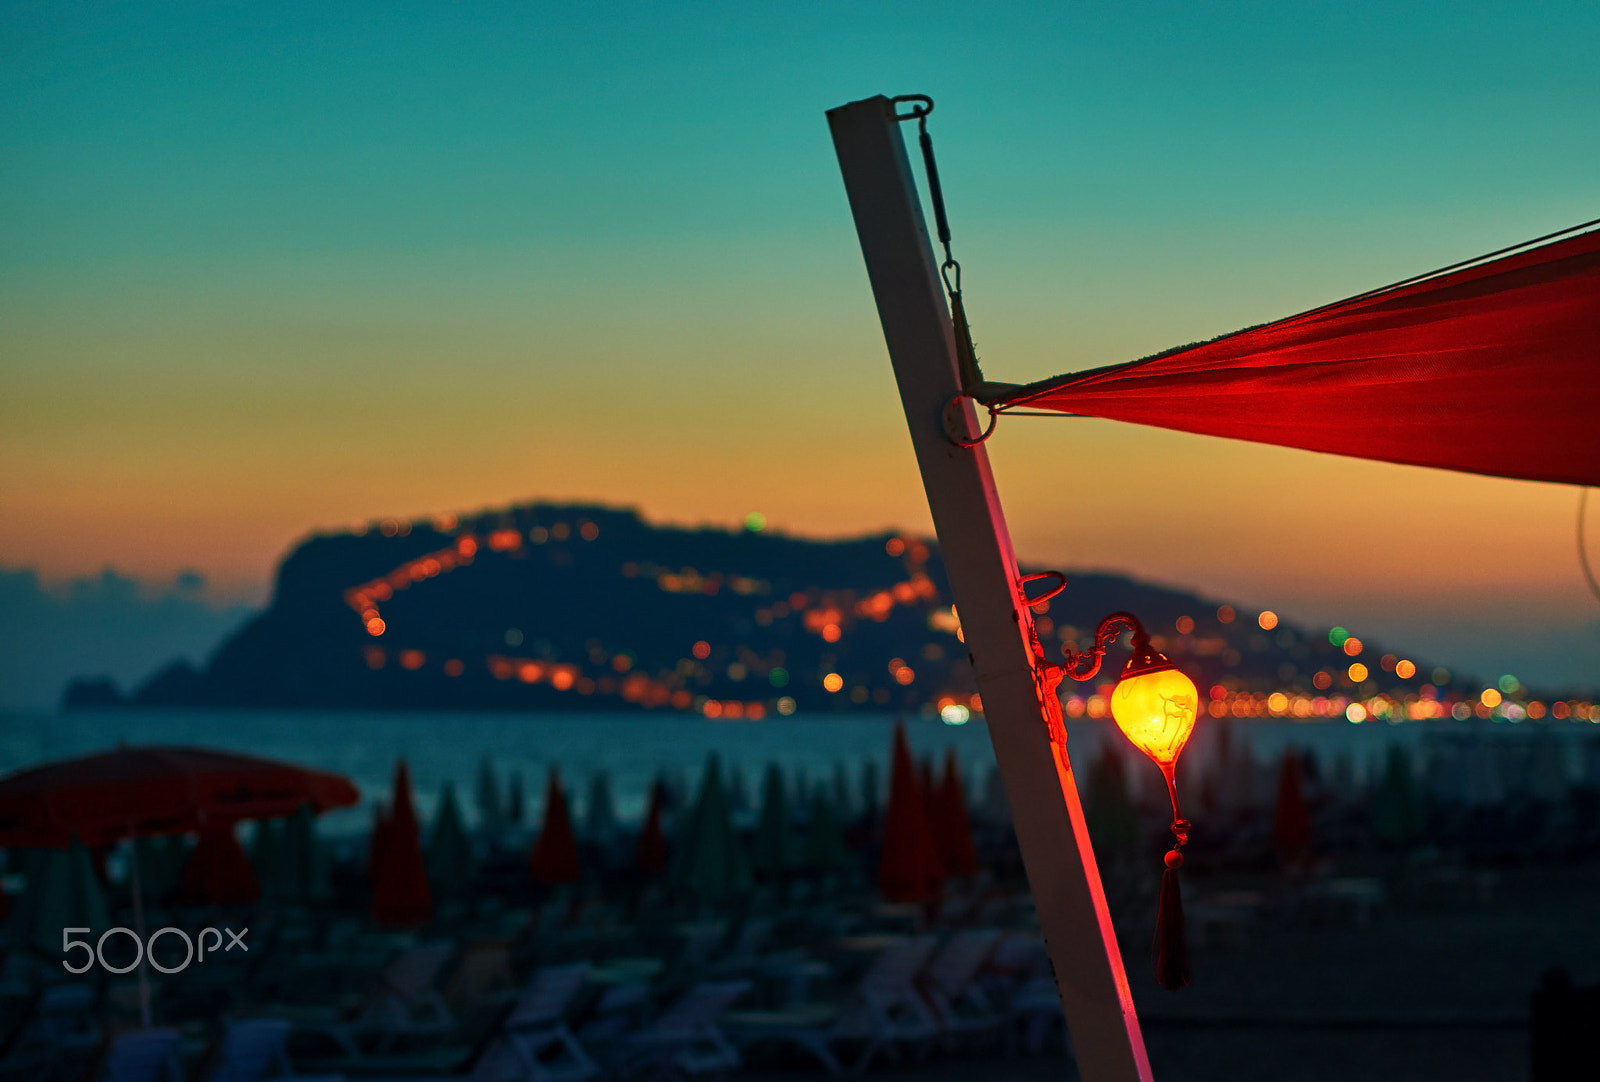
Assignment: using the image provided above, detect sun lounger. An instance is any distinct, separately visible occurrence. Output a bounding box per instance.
[93,1026,183,1082]
[471,963,599,1082]
[922,929,1004,1039]
[195,1019,346,1082]
[724,934,940,1074]
[291,940,459,1058]
[0,982,101,1078]
[611,979,751,1078]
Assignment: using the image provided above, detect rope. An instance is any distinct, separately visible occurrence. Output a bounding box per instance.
[991,215,1600,412]
[1581,488,1600,606]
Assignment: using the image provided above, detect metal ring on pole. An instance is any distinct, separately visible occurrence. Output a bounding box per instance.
[890,94,933,121]
[942,393,998,448]
[1020,571,1068,606]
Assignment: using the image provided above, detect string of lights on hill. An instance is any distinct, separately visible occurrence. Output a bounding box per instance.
[230,501,1594,726]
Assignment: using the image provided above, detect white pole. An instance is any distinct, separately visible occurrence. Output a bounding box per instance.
[828,96,1152,1082]
[126,829,152,1027]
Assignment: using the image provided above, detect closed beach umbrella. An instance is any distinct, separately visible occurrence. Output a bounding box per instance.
[427,781,474,899]
[752,764,791,878]
[476,756,504,832]
[282,804,328,903]
[919,759,938,836]
[133,834,184,906]
[635,780,669,878]
[934,749,979,879]
[1273,749,1312,864]
[371,760,432,928]
[176,822,261,907]
[249,818,287,901]
[1372,746,1425,849]
[14,838,110,954]
[507,770,525,825]
[803,788,850,875]
[529,769,581,886]
[877,724,943,903]
[859,761,881,826]
[831,762,854,823]
[727,765,751,819]
[584,772,619,846]
[1086,744,1140,866]
[671,754,748,901]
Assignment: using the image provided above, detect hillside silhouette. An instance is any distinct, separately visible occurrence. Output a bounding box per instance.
[74,502,1470,714]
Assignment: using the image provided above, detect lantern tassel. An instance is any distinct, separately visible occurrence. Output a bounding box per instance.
[1153,848,1191,990]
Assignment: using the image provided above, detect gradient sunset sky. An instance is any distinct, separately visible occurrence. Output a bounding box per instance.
[3,2,1597,689]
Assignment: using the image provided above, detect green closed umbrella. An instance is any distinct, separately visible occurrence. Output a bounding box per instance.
[803,788,850,875]
[585,773,618,845]
[1373,745,1425,849]
[15,838,110,955]
[249,818,288,901]
[282,804,330,903]
[1086,744,1141,867]
[670,754,749,901]
[752,764,792,878]
[427,782,474,899]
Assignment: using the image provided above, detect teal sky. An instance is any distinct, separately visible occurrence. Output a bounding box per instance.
[2,1,1597,692]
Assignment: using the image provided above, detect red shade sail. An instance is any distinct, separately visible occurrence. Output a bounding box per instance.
[0,746,359,849]
[992,226,1600,486]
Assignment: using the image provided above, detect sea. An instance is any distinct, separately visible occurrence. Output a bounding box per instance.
[1,709,1595,839]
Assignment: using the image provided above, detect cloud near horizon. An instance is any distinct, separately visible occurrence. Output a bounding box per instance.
[0,566,255,712]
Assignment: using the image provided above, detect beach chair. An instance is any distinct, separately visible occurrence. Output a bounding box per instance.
[196,1019,346,1082]
[472,963,598,1082]
[0,982,101,1077]
[724,934,941,1074]
[302,940,458,1057]
[612,979,751,1078]
[921,929,1004,1040]
[93,1027,183,1082]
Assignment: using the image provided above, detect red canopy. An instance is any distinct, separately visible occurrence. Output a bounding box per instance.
[991,225,1600,486]
[0,746,359,849]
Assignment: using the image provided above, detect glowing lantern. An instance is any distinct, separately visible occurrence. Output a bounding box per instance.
[1047,607,1198,991]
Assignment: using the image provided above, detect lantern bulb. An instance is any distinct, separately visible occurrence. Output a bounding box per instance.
[1109,665,1199,770]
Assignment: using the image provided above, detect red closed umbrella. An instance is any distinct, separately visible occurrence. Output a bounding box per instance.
[877,724,943,903]
[529,768,581,885]
[370,760,433,928]
[0,746,359,849]
[1273,750,1312,865]
[635,780,668,878]
[933,749,979,880]
[176,823,260,906]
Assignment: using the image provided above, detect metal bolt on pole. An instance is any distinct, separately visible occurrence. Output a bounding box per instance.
[828,95,1153,1082]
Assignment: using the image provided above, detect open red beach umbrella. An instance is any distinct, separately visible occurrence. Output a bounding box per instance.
[0,746,359,849]
[635,780,669,878]
[370,760,433,928]
[175,822,261,906]
[877,724,943,903]
[1273,750,1312,865]
[933,749,979,880]
[529,768,582,886]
